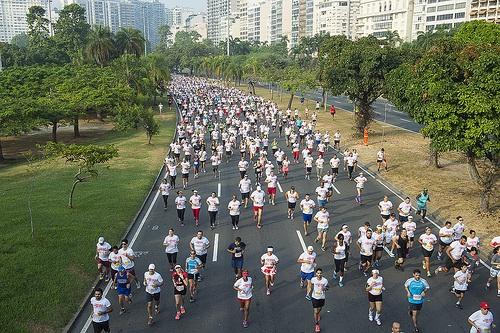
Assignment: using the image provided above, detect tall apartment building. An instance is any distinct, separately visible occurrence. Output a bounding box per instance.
[171,6,194,26]
[207,0,239,44]
[313,0,360,38]
[270,0,293,45]
[424,0,469,32]
[291,0,315,48]
[468,0,500,23]
[0,0,51,43]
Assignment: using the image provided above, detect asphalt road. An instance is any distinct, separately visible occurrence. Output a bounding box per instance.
[70,100,495,333]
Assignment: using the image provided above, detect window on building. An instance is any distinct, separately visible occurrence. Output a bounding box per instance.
[427,7,436,12]
[426,25,435,31]
[436,23,452,29]
[426,15,436,21]
[428,0,436,3]
[437,4,454,11]
[436,13,453,20]
[455,2,466,9]
[454,12,465,19]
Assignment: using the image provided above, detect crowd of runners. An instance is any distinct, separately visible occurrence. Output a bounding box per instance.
[89,76,499,333]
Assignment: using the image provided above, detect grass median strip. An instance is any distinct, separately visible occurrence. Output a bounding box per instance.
[233,83,499,245]
[0,113,175,333]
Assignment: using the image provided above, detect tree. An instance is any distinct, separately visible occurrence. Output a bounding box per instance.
[156,24,172,52]
[385,24,500,212]
[321,36,401,133]
[42,142,119,208]
[279,64,316,109]
[141,108,160,144]
[115,28,145,57]
[54,3,91,62]
[143,53,171,104]
[85,26,115,67]
[26,6,49,48]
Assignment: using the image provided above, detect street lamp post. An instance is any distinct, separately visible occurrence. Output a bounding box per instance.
[226,0,230,56]
[382,101,388,142]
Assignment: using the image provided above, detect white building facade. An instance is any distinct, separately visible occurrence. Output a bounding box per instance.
[0,0,51,43]
[468,0,500,23]
[313,0,360,38]
[424,0,469,32]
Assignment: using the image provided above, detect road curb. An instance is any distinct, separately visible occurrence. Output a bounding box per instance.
[63,95,180,333]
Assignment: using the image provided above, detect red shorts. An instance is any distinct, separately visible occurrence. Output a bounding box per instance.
[293,151,300,158]
[261,266,276,276]
[318,152,324,158]
[238,298,252,306]
[253,206,263,213]
[98,259,110,267]
[268,187,276,195]
[308,148,313,153]
[192,208,201,219]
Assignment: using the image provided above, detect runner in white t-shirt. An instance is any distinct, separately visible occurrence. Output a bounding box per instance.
[190,231,210,279]
[118,238,141,289]
[239,175,252,208]
[265,171,278,205]
[378,196,393,222]
[314,207,330,251]
[354,172,368,204]
[418,227,438,277]
[403,216,417,250]
[451,262,470,309]
[233,270,253,328]
[250,186,265,228]
[144,264,164,325]
[261,247,279,295]
[357,230,376,277]
[285,186,300,219]
[189,190,202,226]
[96,236,111,282]
[206,192,220,229]
[163,228,180,271]
[228,195,241,230]
[468,302,494,333]
[436,236,467,275]
[90,288,112,333]
[311,268,329,333]
[366,269,385,326]
[300,194,316,236]
[297,246,317,300]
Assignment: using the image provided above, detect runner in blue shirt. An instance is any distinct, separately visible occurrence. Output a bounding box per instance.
[404,269,430,333]
[113,266,131,315]
[185,251,202,303]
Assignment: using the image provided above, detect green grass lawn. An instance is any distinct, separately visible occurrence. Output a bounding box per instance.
[0,112,176,333]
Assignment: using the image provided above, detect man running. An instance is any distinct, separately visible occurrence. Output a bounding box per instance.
[438,220,454,260]
[227,237,246,279]
[90,288,112,333]
[265,171,278,205]
[297,245,317,300]
[300,194,316,236]
[118,239,141,289]
[144,264,164,326]
[163,228,179,271]
[418,227,437,277]
[250,186,265,228]
[435,235,467,275]
[357,229,376,276]
[311,268,328,332]
[451,262,471,309]
[190,231,210,281]
[234,269,253,328]
[416,188,430,223]
[113,266,131,315]
[239,174,252,208]
[261,246,279,295]
[366,269,384,326]
[485,246,500,297]
[354,172,367,204]
[185,250,202,303]
[314,207,329,251]
[96,237,111,282]
[468,302,494,333]
[285,186,300,219]
[378,195,393,223]
[404,269,430,333]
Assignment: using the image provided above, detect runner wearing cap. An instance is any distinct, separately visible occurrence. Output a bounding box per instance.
[285,186,300,219]
[404,269,430,333]
[90,288,112,333]
[185,250,202,303]
[189,190,202,227]
[485,246,500,297]
[297,246,317,300]
[300,194,316,236]
[354,172,367,204]
[314,207,329,251]
[468,302,494,333]
[366,269,384,326]
[332,233,347,287]
[234,269,253,328]
[402,216,417,253]
[418,227,437,277]
[96,237,111,282]
[172,265,188,320]
[261,247,279,295]
[250,186,265,228]
[239,175,252,208]
[113,266,131,315]
[144,264,164,325]
[163,228,179,271]
[311,268,328,333]
[227,237,246,279]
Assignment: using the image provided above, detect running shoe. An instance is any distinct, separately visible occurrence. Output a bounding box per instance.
[321,246,326,252]
[242,320,249,328]
[315,324,321,332]
[455,303,463,309]
[300,280,304,288]
[175,312,181,320]
[119,308,126,315]
[99,273,104,280]
[305,295,312,301]
[339,281,344,288]
[235,226,239,230]
[180,306,186,314]
[422,261,426,269]
[148,316,153,325]
[266,289,270,296]
[155,305,160,314]
[376,318,381,326]
[136,282,141,289]
[427,271,431,277]
[368,313,373,321]
[232,226,236,230]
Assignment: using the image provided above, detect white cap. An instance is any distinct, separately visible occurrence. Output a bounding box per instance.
[408,216,413,219]
[267,247,273,252]
[257,186,262,191]
[372,269,380,274]
[148,264,155,270]
[307,246,314,252]
[98,237,105,244]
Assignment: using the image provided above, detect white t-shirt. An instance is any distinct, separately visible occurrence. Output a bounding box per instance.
[163,235,179,253]
[239,179,252,193]
[355,176,367,188]
[315,158,324,168]
[286,191,299,203]
[379,200,393,215]
[315,187,328,201]
[206,196,219,211]
[398,202,412,216]
[439,226,454,244]
[330,157,340,168]
[238,160,249,171]
[453,222,465,240]
[300,199,316,214]
[108,251,121,270]
[261,253,279,267]
[367,276,384,295]
[251,190,265,207]
[358,236,376,256]
[384,218,399,234]
[144,271,163,294]
[315,211,329,229]
[311,277,328,300]
[234,277,253,300]
[304,156,314,167]
[449,240,466,260]
[266,175,278,188]
[96,242,111,261]
[189,195,202,209]
[453,270,468,291]
[228,200,241,216]
[468,310,494,332]
[419,233,438,251]
[181,161,190,174]
[337,230,352,244]
[118,248,135,269]
[191,236,210,255]
[402,221,417,237]
[91,297,111,322]
[298,251,317,273]
[159,183,171,195]
[175,196,187,210]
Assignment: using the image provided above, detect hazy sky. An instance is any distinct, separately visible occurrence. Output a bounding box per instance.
[162,0,206,11]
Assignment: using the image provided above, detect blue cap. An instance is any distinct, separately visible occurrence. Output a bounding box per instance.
[118,266,125,272]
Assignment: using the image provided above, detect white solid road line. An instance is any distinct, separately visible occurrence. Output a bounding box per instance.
[80,191,160,333]
[217,183,221,197]
[277,181,283,193]
[399,118,412,123]
[296,230,307,252]
[332,184,341,195]
[212,233,219,262]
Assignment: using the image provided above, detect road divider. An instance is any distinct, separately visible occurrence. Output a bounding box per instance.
[277,181,283,193]
[218,183,221,197]
[212,233,219,262]
[296,230,307,252]
[332,185,341,195]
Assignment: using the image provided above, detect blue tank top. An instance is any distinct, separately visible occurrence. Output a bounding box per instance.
[116,272,128,288]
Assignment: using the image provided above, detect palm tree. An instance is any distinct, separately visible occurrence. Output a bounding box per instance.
[115,27,145,57]
[85,26,114,67]
[144,53,170,104]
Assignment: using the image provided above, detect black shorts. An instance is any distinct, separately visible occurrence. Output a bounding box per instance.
[380,214,390,221]
[360,255,372,263]
[421,248,434,258]
[174,153,180,158]
[409,303,423,311]
[376,159,383,163]
[241,192,250,199]
[445,256,462,270]
[306,167,312,172]
[399,215,409,222]
[439,240,451,248]
[312,298,325,309]
[187,273,199,280]
[146,292,160,302]
[368,293,383,302]
[288,202,296,209]
[453,289,466,295]
[182,173,189,179]
[197,253,207,265]
[374,246,384,253]
[92,320,110,333]
[332,167,339,174]
[334,140,340,144]
[409,236,415,242]
[174,286,187,295]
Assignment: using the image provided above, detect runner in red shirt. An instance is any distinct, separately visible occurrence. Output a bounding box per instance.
[172,265,188,320]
